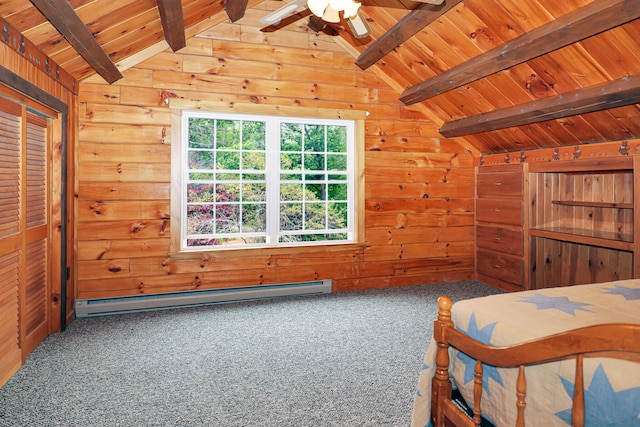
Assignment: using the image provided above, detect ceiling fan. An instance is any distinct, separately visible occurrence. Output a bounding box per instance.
[260,0,446,39]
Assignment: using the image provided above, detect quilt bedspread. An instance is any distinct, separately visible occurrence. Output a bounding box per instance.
[411,279,640,427]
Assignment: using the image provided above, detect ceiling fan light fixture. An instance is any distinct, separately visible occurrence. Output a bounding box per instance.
[346,11,371,38]
[308,0,328,17]
[308,0,361,20]
[322,6,341,23]
[331,0,361,18]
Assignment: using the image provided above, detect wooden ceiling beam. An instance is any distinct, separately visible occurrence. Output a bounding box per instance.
[355,0,462,70]
[157,0,186,51]
[29,0,123,84]
[225,0,251,22]
[438,74,640,137]
[400,0,640,105]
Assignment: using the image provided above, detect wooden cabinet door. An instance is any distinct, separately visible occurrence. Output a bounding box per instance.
[0,100,23,386]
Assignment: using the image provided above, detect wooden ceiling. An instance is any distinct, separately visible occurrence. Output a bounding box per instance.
[1,0,639,154]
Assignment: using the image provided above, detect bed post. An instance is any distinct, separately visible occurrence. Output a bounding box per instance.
[431,296,454,427]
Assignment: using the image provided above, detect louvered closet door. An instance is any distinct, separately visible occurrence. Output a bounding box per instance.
[0,97,51,386]
[23,113,50,355]
[0,99,22,386]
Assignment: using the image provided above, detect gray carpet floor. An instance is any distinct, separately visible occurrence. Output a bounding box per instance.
[0,281,502,427]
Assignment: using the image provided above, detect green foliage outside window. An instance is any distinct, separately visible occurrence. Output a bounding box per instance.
[184,114,352,248]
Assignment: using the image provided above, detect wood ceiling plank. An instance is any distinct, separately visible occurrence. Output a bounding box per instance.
[355,0,463,70]
[62,24,166,81]
[29,0,123,83]
[400,0,640,105]
[503,55,605,143]
[497,0,555,31]
[579,29,640,79]
[439,74,640,137]
[577,110,635,141]
[22,0,154,59]
[547,115,609,143]
[50,9,162,71]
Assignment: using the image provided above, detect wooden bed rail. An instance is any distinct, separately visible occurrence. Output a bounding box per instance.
[431,296,640,427]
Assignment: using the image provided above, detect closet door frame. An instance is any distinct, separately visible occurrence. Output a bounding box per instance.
[0,68,70,337]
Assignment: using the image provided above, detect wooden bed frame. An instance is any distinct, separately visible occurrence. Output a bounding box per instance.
[431,296,640,427]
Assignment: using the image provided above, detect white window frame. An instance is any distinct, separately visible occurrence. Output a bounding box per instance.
[169,100,366,254]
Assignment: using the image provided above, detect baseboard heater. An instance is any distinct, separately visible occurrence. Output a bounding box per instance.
[75,280,332,318]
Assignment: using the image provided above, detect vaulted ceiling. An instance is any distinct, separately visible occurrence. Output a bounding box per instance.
[1,0,639,154]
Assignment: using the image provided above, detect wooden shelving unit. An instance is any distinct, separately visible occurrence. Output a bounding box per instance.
[551,200,633,209]
[528,227,634,250]
[527,156,640,289]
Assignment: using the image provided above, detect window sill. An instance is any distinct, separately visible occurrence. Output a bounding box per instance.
[168,242,366,261]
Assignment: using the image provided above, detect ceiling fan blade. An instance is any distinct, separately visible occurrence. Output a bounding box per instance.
[346,10,371,38]
[412,0,445,3]
[260,0,308,25]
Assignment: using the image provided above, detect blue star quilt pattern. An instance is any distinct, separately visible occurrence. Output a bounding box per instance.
[556,364,640,426]
[455,313,503,395]
[411,279,640,427]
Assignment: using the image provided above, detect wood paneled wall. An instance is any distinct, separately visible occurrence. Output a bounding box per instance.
[76,14,475,299]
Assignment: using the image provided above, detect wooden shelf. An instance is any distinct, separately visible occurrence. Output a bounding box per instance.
[529,226,634,251]
[551,200,633,209]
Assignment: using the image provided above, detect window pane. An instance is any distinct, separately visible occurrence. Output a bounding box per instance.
[327,154,346,171]
[215,204,240,234]
[242,203,266,232]
[305,173,324,181]
[281,173,302,181]
[243,173,264,180]
[305,202,326,229]
[281,183,303,201]
[187,238,217,247]
[304,153,324,171]
[216,184,239,202]
[281,153,302,170]
[327,126,347,152]
[187,183,214,203]
[187,205,213,234]
[328,202,348,229]
[304,124,325,152]
[189,118,214,149]
[189,172,213,181]
[328,184,347,201]
[326,232,348,241]
[281,123,302,151]
[242,121,265,150]
[217,173,239,181]
[243,183,266,202]
[242,151,265,170]
[216,151,240,170]
[280,203,302,231]
[305,183,325,201]
[188,150,214,170]
[216,119,240,149]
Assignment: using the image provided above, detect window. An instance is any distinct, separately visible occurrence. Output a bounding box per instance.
[177,109,358,251]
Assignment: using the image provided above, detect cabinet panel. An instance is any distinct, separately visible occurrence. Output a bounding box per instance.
[477,171,523,198]
[477,248,523,285]
[529,237,633,289]
[476,224,523,257]
[476,198,522,226]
